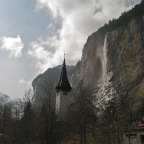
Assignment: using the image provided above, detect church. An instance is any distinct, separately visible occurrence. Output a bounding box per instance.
[55,56,72,119]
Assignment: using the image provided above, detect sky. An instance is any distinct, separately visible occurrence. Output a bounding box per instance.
[0,0,141,99]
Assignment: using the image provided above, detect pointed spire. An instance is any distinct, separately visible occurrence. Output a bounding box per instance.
[64,49,65,59]
[55,54,72,93]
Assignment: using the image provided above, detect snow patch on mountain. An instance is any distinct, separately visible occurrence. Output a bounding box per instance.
[0,92,11,102]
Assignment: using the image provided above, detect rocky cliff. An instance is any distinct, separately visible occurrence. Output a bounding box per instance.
[107,16,144,86]
[0,92,11,103]
[32,2,144,109]
[32,65,75,105]
[71,15,144,108]
[71,32,106,93]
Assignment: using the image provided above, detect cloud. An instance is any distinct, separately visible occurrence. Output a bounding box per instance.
[0,35,24,58]
[33,0,141,72]
[28,36,59,71]
[19,78,31,85]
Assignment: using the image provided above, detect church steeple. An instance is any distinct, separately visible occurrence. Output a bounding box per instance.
[55,56,72,93]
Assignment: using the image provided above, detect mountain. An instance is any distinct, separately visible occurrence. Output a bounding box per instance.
[0,92,11,103]
[32,65,75,105]
[72,16,144,107]
[32,0,144,109]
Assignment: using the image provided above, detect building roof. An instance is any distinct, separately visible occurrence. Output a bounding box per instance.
[55,58,72,92]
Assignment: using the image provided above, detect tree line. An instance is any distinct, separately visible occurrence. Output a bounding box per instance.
[98,0,144,35]
[0,83,98,144]
[0,80,144,144]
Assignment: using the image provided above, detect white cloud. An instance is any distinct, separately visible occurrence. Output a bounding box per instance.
[33,0,141,72]
[28,36,59,71]
[19,78,31,85]
[0,35,24,58]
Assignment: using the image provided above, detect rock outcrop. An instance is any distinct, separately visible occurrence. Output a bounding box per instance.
[71,15,144,108]
[0,92,11,103]
[32,2,144,109]
[32,65,75,105]
[107,16,144,87]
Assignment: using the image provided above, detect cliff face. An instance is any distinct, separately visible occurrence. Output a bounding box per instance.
[71,32,105,92]
[32,15,144,108]
[107,16,144,87]
[0,92,11,103]
[71,15,144,106]
[106,16,144,110]
[32,65,75,105]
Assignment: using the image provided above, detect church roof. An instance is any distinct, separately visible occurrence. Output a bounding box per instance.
[55,58,72,92]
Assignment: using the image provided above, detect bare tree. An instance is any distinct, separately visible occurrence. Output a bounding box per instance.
[37,78,57,144]
[68,87,98,144]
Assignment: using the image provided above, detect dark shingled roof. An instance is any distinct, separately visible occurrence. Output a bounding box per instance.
[55,59,72,92]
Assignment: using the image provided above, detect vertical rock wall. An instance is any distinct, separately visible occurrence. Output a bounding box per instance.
[71,15,144,106]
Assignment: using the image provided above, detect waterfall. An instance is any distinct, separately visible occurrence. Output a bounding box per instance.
[102,34,108,82]
[93,33,115,110]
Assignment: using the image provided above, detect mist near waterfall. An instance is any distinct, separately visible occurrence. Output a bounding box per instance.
[93,34,115,109]
[102,34,108,82]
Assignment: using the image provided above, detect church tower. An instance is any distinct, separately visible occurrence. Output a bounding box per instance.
[55,56,72,119]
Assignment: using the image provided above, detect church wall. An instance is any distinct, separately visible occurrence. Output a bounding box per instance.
[56,91,72,119]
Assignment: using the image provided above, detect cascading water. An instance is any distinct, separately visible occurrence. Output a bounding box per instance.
[93,33,115,110]
[102,34,108,82]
